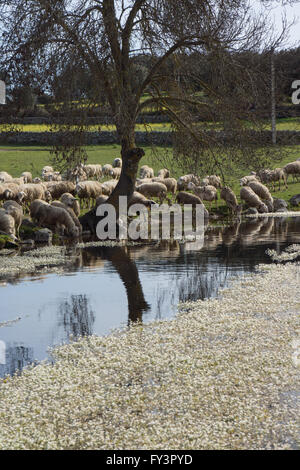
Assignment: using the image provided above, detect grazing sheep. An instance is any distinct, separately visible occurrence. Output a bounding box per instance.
[43,171,62,182]
[41,166,54,178]
[83,164,102,179]
[51,201,82,234]
[33,177,42,184]
[220,186,242,216]
[139,165,154,179]
[2,183,22,201]
[240,174,258,186]
[177,174,200,191]
[60,193,80,217]
[11,177,25,185]
[247,180,273,211]
[202,175,222,189]
[102,164,114,176]
[157,168,170,178]
[240,186,268,213]
[258,168,287,191]
[136,182,167,203]
[16,183,50,208]
[283,161,300,182]
[0,208,16,239]
[128,192,156,208]
[101,180,118,196]
[113,158,122,168]
[95,195,109,206]
[30,199,48,221]
[193,184,218,210]
[34,204,79,238]
[176,191,203,207]
[47,181,76,200]
[0,171,13,183]
[109,167,121,180]
[152,177,177,194]
[2,201,23,237]
[21,172,33,184]
[75,181,102,208]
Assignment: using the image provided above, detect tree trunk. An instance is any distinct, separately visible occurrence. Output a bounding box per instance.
[79,143,145,234]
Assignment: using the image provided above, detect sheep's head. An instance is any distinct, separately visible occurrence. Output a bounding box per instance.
[4,189,13,200]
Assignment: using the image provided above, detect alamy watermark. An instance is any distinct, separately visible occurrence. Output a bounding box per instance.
[95,196,206,249]
[291,80,300,105]
[0,340,6,365]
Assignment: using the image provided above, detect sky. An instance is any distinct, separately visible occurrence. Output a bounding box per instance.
[267,1,300,47]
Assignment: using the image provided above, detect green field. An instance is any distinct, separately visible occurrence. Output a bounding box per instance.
[0,143,299,211]
[1,117,300,133]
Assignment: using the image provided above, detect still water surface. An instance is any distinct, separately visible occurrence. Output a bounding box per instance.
[0,216,299,377]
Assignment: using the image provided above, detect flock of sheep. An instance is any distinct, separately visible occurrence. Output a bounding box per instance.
[0,155,299,242]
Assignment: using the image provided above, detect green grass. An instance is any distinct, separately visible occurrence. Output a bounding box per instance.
[2,117,300,133]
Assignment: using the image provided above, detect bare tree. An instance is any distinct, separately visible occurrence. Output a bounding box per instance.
[0,0,292,231]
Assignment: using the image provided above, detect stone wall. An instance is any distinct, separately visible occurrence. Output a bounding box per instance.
[2,129,300,146]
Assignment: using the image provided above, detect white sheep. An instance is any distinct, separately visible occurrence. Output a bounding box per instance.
[0,208,16,239]
[2,201,23,237]
[0,171,13,183]
[75,181,103,208]
[102,164,114,176]
[193,184,218,210]
[157,168,170,178]
[283,161,300,182]
[21,172,33,184]
[109,167,121,180]
[34,203,79,238]
[139,165,154,179]
[240,186,268,213]
[220,186,241,216]
[136,182,167,203]
[51,201,82,234]
[60,193,80,217]
[113,158,122,168]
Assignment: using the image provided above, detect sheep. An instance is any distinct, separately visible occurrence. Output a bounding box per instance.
[46,181,76,200]
[240,174,258,186]
[11,177,25,185]
[139,165,154,179]
[33,177,42,184]
[51,201,82,234]
[41,166,54,178]
[83,164,102,179]
[258,168,287,191]
[75,181,102,208]
[269,168,288,191]
[220,186,242,216]
[0,208,16,239]
[102,164,113,176]
[152,177,177,194]
[176,191,203,207]
[2,201,23,237]
[43,171,62,182]
[193,184,218,210]
[95,195,109,206]
[109,167,121,180]
[16,183,50,208]
[128,191,156,208]
[247,180,273,211]
[2,183,22,201]
[34,203,79,238]
[202,175,222,189]
[157,168,170,178]
[60,193,81,217]
[63,166,87,183]
[101,180,117,196]
[0,171,13,183]
[21,172,33,184]
[113,158,122,168]
[177,174,200,191]
[136,182,167,203]
[30,199,48,221]
[240,186,268,213]
[283,161,300,183]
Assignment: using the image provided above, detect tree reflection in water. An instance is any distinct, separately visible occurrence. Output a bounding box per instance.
[58,294,95,338]
[0,345,35,377]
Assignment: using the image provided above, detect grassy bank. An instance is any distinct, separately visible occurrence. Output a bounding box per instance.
[0,257,299,449]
